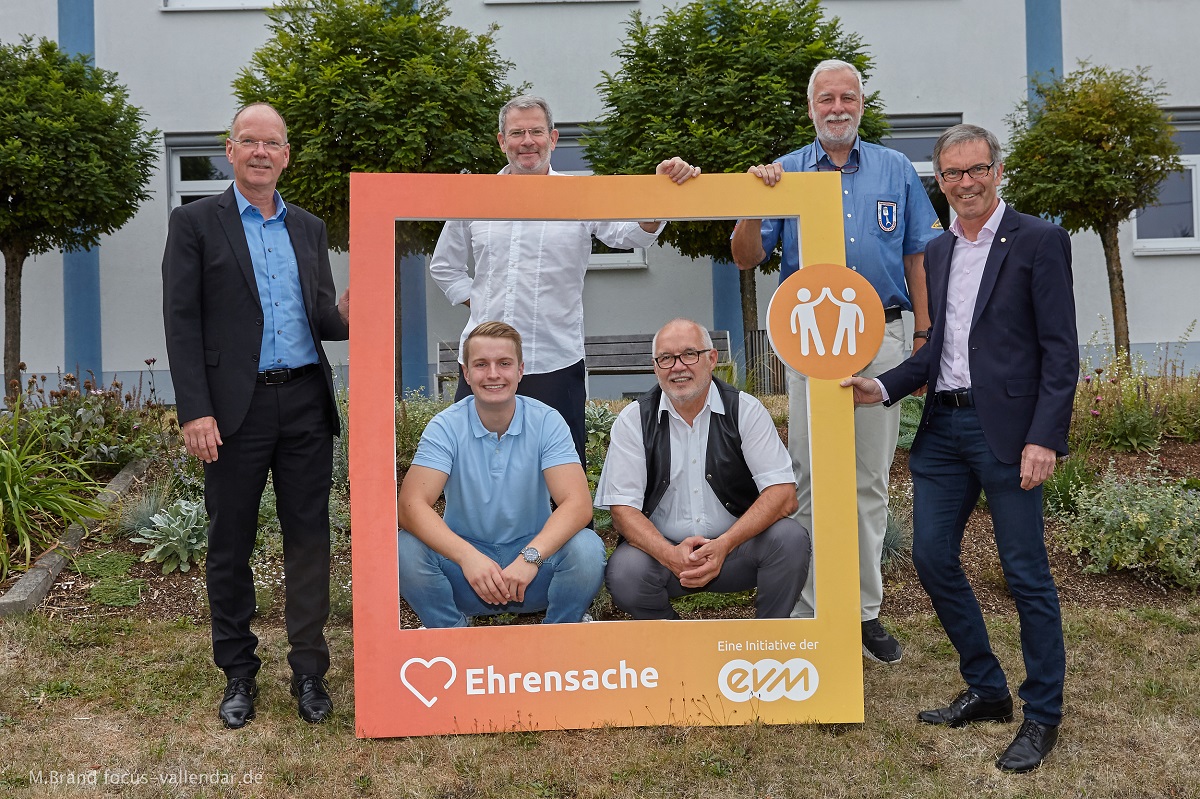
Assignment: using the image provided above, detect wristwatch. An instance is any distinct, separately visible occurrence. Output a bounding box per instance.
[912,329,931,340]
[520,546,543,568]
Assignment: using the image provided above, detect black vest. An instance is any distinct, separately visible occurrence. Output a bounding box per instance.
[638,377,761,519]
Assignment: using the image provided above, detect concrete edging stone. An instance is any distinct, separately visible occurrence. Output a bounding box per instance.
[0,458,150,618]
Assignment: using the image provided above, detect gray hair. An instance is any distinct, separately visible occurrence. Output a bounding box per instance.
[498,95,554,134]
[652,319,714,356]
[806,59,864,104]
[230,102,288,141]
[932,124,1002,173]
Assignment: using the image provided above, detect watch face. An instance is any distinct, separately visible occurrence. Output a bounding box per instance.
[521,547,541,564]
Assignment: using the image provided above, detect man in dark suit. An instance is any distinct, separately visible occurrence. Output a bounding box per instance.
[843,124,1077,773]
[163,102,349,729]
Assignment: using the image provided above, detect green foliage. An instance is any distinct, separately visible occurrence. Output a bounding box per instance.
[0,36,158,390]
[1004,64,1183,356]
[87,577,145,607]
[1005,64,1182,237]
[584,402,618,474]
[0,409,105,580]
[72,550,138,579]
[16,369,177,468]
[332,383,350,498]
[130,498,208,575]
[115,478,175,539]
[233,0,517,253]
[1042,455,1097,517]
[896,395,924,451]
[587,0,886,267]
[1061,464,1200,590]
[1068,330,1200,454]
[396,390,450,468]
[672,589,754,614]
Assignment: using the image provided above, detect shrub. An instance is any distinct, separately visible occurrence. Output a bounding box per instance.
[16,367,176,469]
[896,395,924,451]
[396,390,450,468]
[114,478,174,539]
[1042,455,1097,517]
[130,498,208,574]
[1060,464,1200,590]
[0,410,105,580]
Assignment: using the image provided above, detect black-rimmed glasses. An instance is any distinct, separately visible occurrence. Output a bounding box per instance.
[816,163,859,174]
[938,161,995,182]
[653,349,711,369]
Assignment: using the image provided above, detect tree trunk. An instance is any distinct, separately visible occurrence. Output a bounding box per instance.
[739,266,758,363]
[2,245,27,402]
[1097,222,1131,370]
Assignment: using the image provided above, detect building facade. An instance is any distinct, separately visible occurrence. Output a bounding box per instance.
[2,0,1198,400]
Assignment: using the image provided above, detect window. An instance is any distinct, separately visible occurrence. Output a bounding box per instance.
[1133,120,1200,255]
[165,134,230,211]
[555,125,649,270]
[881,114,962,231]
[160,0,279,10]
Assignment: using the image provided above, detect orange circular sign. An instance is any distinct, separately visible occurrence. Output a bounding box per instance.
[766,263,885,380]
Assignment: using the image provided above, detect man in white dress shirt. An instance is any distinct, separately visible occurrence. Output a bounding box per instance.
[594,318,811,619]
[429,95,701,465]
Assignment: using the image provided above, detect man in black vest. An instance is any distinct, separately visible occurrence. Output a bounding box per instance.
[594,319,810,619]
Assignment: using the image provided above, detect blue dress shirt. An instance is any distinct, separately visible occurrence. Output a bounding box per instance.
[756,138,942,311]
[232,184,319,371]
[412,396,580,546]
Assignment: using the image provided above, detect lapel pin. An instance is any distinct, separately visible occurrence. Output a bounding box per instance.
[1000,237,1007,243]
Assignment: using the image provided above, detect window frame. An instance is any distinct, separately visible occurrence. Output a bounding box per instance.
[165,133,230,213]
[160,0,278,10]
[1132,153,1200,256]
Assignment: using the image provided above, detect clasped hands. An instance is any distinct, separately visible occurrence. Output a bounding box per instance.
[460,548,539,606]
[664,535,727,589]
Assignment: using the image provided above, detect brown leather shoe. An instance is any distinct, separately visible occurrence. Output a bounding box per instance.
[996,719,1059,773]
[219,677,258,729]
[918,689,1014,727]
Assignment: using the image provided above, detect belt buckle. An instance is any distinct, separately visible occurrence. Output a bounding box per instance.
[261,368,288,385]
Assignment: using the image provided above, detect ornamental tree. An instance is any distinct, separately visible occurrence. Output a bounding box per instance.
[0,36,158,397]
[233,0,517,254]
[1004,64,1183,362]
[586,0,886,340]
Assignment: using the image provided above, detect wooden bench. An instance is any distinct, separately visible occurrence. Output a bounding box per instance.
[436,330,733,398]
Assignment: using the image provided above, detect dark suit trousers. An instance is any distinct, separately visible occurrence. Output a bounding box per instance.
[204,369,334,678]
[908,404,1065,726]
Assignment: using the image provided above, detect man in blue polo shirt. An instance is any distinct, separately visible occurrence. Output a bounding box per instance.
[396,321,604,627]
[731,59,942,665]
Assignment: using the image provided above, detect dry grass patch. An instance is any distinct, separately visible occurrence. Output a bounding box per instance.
[2,600,1198,798]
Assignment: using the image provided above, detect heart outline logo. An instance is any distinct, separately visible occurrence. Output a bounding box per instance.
[400,656,457,708]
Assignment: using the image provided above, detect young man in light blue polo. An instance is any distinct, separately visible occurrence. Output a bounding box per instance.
[397,321,604,627]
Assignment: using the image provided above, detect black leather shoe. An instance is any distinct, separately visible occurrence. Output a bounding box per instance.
[996,719,1059,773]
[291,674,333,723]
[918,689,1014,727]
[219,677,258,729]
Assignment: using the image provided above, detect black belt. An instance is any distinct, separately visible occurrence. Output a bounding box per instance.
[256,363,320,385]
[932,389,974,407]
[884,307,903,323]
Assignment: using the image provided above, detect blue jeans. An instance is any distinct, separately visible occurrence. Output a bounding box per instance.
[909,405,1065,725]
[397,528,605,628]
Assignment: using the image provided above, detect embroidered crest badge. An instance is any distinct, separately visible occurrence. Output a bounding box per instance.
[877,201,898,233]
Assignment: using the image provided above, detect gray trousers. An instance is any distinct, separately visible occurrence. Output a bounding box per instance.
[789,317,906,620]
[605,518,811,620]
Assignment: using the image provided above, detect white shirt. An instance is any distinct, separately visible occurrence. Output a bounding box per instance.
[428,166,664,375]
[594,382,795,543]
[936,200,1007,391]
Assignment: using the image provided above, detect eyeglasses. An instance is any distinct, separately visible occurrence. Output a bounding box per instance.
[505,128,549,141]
[230,138,288,152]
[653,349,710,369]
[938,161,995,182]
[817,163,859,175]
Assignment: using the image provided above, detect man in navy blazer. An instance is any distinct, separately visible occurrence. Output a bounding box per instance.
[844,124,1077,773]
[163,103,349,729]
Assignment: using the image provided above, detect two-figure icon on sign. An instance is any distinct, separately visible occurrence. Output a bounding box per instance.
[790,286,865,357]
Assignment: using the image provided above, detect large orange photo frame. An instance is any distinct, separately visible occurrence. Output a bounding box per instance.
[348,172,866,737]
